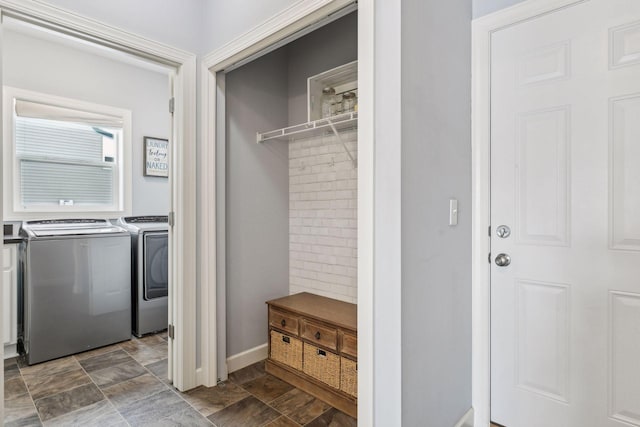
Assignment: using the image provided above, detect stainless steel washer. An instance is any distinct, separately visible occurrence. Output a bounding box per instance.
[21,219,131,365]
[116,216,168,337]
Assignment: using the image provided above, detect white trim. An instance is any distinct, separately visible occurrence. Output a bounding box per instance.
[357,0,374,425]
[0,0,198,398]
[198,61,218,387]
[202,0,354,71]
[169,56,197,392]
[0,11,4,420]
[365,0,402,424]
[454,408,475,427]
[471,1,585,425]
[226,343,269,374]
[200,1,373,423]
[0,0,190,66]
[473,0,586,30]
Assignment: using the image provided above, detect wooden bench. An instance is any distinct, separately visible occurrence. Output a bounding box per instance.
[265,292,357,418]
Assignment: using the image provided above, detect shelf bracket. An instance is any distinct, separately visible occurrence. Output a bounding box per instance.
[327,119,357,168]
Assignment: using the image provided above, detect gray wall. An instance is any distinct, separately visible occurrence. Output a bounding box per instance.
[401,0,472,425]
[286,12,358,124]
[473,0,526,18]
[225,49,290,357]
[3,29,170,217]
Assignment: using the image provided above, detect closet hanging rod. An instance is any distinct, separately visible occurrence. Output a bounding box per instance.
[256,111,357,143]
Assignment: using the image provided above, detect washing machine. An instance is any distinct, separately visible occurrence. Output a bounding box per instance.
[21,219,131,364]
[116,216,168,337]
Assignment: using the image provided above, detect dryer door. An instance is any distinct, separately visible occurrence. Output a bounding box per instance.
[143,232,168,300]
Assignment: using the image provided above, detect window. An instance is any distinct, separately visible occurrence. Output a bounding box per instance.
[3,87,132,218]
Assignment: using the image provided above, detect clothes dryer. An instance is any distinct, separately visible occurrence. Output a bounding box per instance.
[116,216,168,337]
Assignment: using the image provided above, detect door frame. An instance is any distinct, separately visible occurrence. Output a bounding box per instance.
[472,0,588,425]
[0,0,197,401]
[199,0,374,423]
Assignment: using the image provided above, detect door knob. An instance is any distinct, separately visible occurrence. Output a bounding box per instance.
[495,253,511,267]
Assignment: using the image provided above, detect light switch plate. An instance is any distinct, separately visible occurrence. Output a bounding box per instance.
[449,199,458,226]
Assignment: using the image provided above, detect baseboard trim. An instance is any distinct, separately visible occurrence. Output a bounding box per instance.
[226,343,268,373]
[454,407,474,427]
[3,344,17,360]
[195,367,204,386]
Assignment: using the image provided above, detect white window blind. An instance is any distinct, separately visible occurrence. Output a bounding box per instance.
[14,101,122,209]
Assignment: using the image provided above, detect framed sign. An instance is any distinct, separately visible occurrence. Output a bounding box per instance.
[144,136,169,177]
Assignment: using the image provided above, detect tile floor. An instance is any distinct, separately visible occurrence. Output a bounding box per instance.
[3,333,356,426]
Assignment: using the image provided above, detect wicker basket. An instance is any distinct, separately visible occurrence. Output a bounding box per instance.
[341,357,357,397]
[303,343,340,389]
[270,330,302,370]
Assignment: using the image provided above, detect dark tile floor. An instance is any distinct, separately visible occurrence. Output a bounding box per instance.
[4,333,356,426]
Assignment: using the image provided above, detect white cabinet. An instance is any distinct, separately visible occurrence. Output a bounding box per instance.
[3,244,18,358]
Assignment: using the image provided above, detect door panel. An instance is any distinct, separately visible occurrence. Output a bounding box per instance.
[516,107,570,246]
[609,291,640,426]
[516,280,570,403]
[490,1,640,426]
[610,21,640,69]
[610,94,640,250]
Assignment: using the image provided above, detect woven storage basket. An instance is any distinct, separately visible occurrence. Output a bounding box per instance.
[271,330,302,370]
[341,357,357,397]
[303,343,340,389]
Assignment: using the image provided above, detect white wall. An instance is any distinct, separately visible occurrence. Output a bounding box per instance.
[286,12,358,303]
[200,0,295,54]
[3,29,170,217]
[289,131,358,303]
[41,0,204,53]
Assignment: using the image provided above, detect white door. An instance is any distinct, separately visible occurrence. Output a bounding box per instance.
[491,1,640,426]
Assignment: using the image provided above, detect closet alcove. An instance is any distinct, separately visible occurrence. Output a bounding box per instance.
[219,10,359,385]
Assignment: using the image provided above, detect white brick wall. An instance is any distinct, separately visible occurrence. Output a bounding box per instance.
[289,129,357,303]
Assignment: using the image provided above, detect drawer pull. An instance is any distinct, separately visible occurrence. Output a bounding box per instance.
[281,319,286,327]
[317,349,326,357]
[282,336,290,344]
[315,331,321,340]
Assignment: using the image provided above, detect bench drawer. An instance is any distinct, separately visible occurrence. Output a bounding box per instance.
[340,332,357,358]
[269,308,299,336]
[301,320,337,351]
